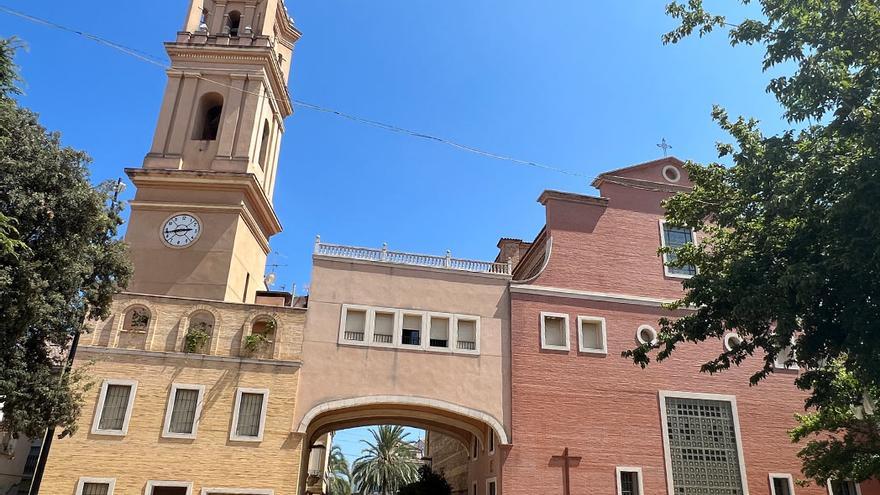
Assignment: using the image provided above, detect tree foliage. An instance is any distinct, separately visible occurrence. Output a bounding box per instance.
[397,465,452,495]
[328,444,353,495]
[0,38,132,438]
[626,0,880,483]
[351,426,420,495]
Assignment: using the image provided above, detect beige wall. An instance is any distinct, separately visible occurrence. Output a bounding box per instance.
[295,257,511,443]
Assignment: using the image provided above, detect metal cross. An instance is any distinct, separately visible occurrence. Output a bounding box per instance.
[657,138,672,156]
[550,447,582,495]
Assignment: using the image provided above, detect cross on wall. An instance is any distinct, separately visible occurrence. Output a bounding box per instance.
[550,447,582,495]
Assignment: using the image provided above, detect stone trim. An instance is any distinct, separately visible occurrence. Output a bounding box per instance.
[79,346,301,368]
[510,284,685,308]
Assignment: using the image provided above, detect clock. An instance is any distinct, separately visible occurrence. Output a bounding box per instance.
[161,213,201,248]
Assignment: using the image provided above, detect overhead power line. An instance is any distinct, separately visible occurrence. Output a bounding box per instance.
[0,4,671,185]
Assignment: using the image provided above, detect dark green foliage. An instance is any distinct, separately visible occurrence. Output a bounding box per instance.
[626,0,880,483]
[0,38,132,438]
[397,465,452,495]
[352,426,420,495]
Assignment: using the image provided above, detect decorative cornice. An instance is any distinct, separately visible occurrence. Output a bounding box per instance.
[79,345,302,368]
[313,255,512,281]
[510,284,689,309]
[537,190,609,207]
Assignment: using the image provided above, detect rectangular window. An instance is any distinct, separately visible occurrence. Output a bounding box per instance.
[472,482,477,495]
[162,384,205,438]
[76,478,115,495]
[660,392,746,494]
[373,311,396,345]
[829,480,860,495]
[488,431,495,455]
[770,474,795,495]
[146,481,193,495]
[616,467,643,495]
[577,316,607,354]
[660,221,696,277]
[774,336,799,370]
[486,478,497,495]
[231,388,268,442]
[342,306,367,342]
[540,312,569,351]
[429,315,451,349]
[92,380,137,435]
[472,435,479,459]
[455,317,479,352]
[401,313,423,347]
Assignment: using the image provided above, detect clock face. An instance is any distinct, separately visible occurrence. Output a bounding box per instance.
[162,214,201,248]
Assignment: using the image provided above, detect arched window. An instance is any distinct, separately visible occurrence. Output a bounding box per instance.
[227,11,241,37]
[193,93,223,141]
[258,120,271,169]
[123,305,151,332]
[185,310,215,353]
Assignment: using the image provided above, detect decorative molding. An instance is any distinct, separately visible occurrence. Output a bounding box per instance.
[78,346,302,368]
[313,255,512,280]
[510,284,684,308]
[537,189,609,207]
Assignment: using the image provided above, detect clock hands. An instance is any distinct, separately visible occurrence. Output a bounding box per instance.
[164,227,194,235]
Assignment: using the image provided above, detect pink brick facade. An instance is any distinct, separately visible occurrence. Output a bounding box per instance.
[500,158,876,495]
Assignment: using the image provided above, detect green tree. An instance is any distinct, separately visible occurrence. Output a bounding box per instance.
[0,38,132,438]
[329,444,353,495]
[397,465,453,495]
[351,426,420,495]
[626,0,880,484]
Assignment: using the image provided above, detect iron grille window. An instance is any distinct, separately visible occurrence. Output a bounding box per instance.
[664,396,744,495]
[98,384,132,431]
[236,392,265,437]
[82,483,110,495]
[662,224,696,276]
[620,471,640,495]
[168,388,199,434]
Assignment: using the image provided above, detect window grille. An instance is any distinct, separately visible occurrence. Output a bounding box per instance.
[82,483,110,495]
[236,392,264,437]
[457,319,477,350]
[98,385,131,431]
[344,309,366,342]
[662,224,696,276]
[430,316,450,348]
[620,471,640,495]
[169,388,199,434]
[664,396,743,494]
[373,312,394,343]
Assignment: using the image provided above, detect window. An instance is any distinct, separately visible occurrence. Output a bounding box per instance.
[227,10,241,36]
[662,164,682,183]
[828,480,860,495]
[769,473,795,495]
[723,332,743,352]
[146,481,192,495]
[540,312,569,351]
[185,311,215,353]
[488,430,495,455]
[660,220,696,278]
[401,313,423,347]
[341,306,367,343]
[202,490,274,495]
[162,384,205,439]
[774,336,799,370]
[636,325,658,345]
[91,380,137,435]
[0,399,13,456]
[122,305,150,332]
[472,482,477,495]
[659,391,747,495]
[373,310,396,345]
[472,435,479,460]
[258,120,271,169]
[455,317,479,352]
[485,478,497,495]
[616,467,643,495]
[577,316,607,354]
[231,388,268,442]
[193,93,223,141]
[75,477,115,495]
[429,314,451,349]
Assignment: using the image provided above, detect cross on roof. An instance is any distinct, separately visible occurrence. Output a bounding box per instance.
[657,138,672,156]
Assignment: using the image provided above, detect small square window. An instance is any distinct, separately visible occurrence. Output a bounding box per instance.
[401,313,423,347]
[455,317,479,353]
[75,478,116,495]
[540,312,569,351]
[230,388,268,442]
[769,474,795,495]
[660,221,696,278]
[429,315,451,349]
[91,380,137,436]
[373,311,396,345]
[577,316,607,354]
[616,467,643,495]
[341,307,367,343]
[162,384,205,439]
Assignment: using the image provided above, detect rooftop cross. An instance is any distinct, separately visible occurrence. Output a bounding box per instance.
[657,137,672,156]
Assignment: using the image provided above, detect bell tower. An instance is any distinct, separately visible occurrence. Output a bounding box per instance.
[124,0,301,302]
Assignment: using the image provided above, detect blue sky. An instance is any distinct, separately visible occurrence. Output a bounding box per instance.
[1,0,788,294]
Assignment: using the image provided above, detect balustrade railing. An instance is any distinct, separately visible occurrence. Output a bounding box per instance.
[314,236,512,276]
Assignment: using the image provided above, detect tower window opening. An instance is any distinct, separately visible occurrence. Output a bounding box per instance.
[258,120,271,169]
[193,93,223,141]
[227,11,241,37]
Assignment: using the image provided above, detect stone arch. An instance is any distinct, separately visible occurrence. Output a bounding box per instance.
[112,299,160,349]
[241,311,280,359]
[179,304,223,354]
